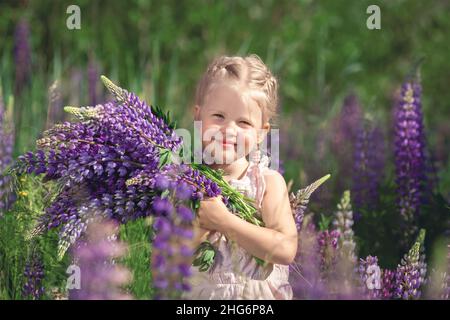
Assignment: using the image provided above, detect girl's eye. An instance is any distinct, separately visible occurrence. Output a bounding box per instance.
[213,114,224,119]
[240,120,252,126]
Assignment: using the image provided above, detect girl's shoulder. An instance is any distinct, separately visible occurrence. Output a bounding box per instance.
[262,169,288,195]
[263,167,286,180]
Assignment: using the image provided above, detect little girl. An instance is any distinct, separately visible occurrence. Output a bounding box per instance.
[183,54,298,300]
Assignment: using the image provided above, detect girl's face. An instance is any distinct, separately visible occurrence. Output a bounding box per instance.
[194,83,270,165]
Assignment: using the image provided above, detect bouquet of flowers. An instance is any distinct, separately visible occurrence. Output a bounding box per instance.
[11,76,264,274]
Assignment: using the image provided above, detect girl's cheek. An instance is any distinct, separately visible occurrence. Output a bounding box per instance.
[244,131,258,149]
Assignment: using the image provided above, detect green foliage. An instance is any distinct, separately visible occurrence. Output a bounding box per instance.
[119,218,154,299]
[318,213,333,231]
[192,241,216,272]
[0,175,70,300]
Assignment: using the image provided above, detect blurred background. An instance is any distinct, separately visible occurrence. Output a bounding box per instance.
[0,0,449,285]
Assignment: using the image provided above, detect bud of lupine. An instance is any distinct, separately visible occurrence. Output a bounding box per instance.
[333,190,356,263]
[416,230,427,289]
[289,174,331,231]
[22,249,45,300]
[352,123,385,220]
[317,229,340,280]
[394,79,426,245]
[69,219,133,300]
[14,19,31,96]
[358,256,382,299]
[46,80,64,129]
[394,240,422,299]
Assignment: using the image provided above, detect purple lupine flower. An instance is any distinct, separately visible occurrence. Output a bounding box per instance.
[394,241,422,300]
[352,123,385,220]
[22,250,45,300]
[331,94,363,191]
[0,91,15,217]
[290,221,327,299]
[335,94,364,144]
[69,220,133,300]
[151,183,194,299]
[358,256,382,299]
[380,269,396,300]
[394,80,426,244]
[332,190,356,263]
[290,220,363,299]
[14,19,31,96]
[316,229,340,280]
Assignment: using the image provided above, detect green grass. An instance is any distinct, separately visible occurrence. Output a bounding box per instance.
[119,218,154,299]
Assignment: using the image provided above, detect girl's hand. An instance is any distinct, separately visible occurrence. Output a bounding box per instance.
[196,196,231,232]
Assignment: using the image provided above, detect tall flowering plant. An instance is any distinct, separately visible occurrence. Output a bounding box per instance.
[14,19,31,96]
[0,90,15,217]
[394,78,426,244]
[22,248,45,300]
[352,123,385,219]
[332,190,356,263]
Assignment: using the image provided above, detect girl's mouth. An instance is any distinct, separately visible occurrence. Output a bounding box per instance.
[220,140,237,148]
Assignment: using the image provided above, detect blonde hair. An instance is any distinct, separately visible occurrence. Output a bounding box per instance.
[195,54,279,125]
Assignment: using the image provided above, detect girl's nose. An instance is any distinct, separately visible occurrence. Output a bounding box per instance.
[221,121,238,139]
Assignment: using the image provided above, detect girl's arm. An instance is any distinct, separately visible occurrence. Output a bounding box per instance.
[218,170,298,265]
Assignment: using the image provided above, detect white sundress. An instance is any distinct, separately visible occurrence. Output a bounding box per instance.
[182,153,293,300]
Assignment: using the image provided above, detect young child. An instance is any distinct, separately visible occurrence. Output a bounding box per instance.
[183,54,298,300]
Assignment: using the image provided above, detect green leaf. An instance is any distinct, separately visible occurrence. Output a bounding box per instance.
[151,104,177,130]
[318,213,332,231]
[253,256,266,266]
[192,241,217,272]
[158,148,172,168]
[160,189,170,199]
